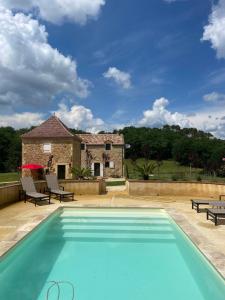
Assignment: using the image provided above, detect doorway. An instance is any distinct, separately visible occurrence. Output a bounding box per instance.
[57,165,66,179]
[94,163,101,177]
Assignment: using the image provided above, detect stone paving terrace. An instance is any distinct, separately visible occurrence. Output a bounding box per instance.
[0,191,225,278]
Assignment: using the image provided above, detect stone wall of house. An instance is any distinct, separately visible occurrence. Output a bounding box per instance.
[81,144,124,177]
[22,138,80,179]
[73,139,81,169]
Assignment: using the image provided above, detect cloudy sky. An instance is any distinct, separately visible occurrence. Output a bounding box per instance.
[0,0,225,138]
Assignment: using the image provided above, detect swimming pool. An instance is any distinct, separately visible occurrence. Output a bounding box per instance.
[0,208,224,300]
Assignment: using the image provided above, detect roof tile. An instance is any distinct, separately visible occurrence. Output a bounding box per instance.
[78,134,124,145]
[21,116,74,138]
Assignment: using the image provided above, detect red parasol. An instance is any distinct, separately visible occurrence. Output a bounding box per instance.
[19,164,45,170]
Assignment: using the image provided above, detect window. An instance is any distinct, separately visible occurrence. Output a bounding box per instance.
[81,143,86,150]
[43,143,51,153]
[105,161,109,168]
[105,143,111,150]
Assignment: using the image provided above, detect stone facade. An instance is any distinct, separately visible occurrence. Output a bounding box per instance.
[22,138,81,179]
[80,143,124,178]
[21,116,124,179]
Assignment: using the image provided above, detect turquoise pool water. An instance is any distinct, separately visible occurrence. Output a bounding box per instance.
[0,208,224,300]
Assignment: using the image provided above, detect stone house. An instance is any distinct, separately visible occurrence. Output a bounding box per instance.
[21,116,81,179]
[21,116,125,179]
[78,134,125,177]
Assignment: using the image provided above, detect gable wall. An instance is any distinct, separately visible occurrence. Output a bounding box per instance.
[22,138,80,179]
[73,139,81,168]
[81,144,124,177]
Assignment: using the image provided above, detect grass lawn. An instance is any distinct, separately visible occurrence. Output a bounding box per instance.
[124,159,225,182]
[106,181,126,186]
[0,172,20,183]
[1,160,225,183]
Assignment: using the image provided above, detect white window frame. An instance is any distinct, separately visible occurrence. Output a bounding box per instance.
[43,143,51,153]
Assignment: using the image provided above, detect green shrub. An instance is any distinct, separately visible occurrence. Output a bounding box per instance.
[125,164,129,179]
[196,175,202,181]
[171,174,178,181]
[135,160,157,180]
[71,166,92,180]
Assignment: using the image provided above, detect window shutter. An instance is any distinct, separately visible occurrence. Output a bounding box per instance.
[109,161,114,169]
[100,163,104,177]
[43,143,51,153]
[91,163,94,176]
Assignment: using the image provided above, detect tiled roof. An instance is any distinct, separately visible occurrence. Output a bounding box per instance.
[21,116,75,138]
[77,134,124,145]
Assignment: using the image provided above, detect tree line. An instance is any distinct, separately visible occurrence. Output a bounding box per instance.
[115,125,225,176]
[0,124,225,176]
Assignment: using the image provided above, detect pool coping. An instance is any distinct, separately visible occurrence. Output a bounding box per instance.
[0,204,225,280]
[0,206,62,260]
[166,208,225,279]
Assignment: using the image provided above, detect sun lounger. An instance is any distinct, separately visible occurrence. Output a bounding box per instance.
[46,174,74,202]
[21,177,50,206]
[191,199,225,213]
[207,208,225,226]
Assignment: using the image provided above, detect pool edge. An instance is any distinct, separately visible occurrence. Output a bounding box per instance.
[167,208,225,280]
[0,205,225,280]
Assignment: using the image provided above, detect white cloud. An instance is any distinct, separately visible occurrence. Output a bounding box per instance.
[188,109,225,139]
[0,7,91,108]
[54,103,105,133]
[203,92,225,103]
[208,68,225,85]
[103,67,132,89]
[138,97,225,139]
[0,112,44,128]
[2,97,225,139]
[138,97,191,128]
[0,0,105,25]
[202,0,225,59]
[111,109,126,120]
[0,102,105,132]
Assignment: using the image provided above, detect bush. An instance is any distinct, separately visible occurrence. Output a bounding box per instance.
[216,165,225,177]
[125,164,129,179]
[171,172,186,181]
[171,174,178,181]
[196,175,202,181]
[135,160,157,180]
[71,166,92,180]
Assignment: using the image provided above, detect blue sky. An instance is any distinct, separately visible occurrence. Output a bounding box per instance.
[0,0,225,137]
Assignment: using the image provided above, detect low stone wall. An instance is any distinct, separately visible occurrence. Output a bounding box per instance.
[128,180,225,198]
[0,179,106,207]
[0,184,20,206]
[59,179,106,195]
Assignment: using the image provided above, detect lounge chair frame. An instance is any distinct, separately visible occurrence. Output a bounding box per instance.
[207,209,225,226]
[24,193,50,207]
[46,175,74,202]
[21,177,50,206]
[191,199,225,213]
[191,200,211,213]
